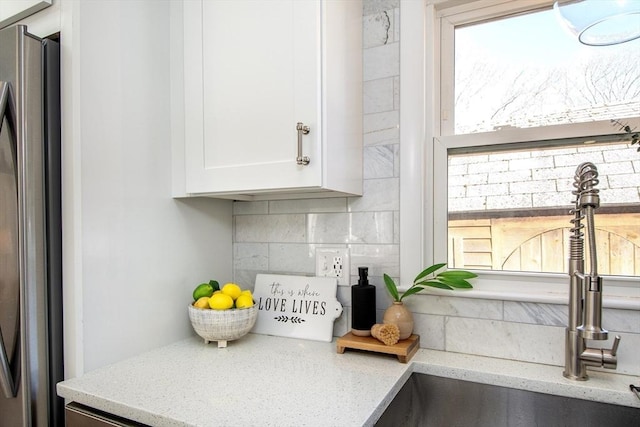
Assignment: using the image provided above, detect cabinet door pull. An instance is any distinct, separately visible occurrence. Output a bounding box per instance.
[296,122,311,165]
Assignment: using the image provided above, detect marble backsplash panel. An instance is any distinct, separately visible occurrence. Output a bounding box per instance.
[405,295,640,375]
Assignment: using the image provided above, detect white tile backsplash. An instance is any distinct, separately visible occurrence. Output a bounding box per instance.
[364,112,399,148]
[393,76,400,110]
[235,214,305,243]
[363,145,395,179]
[363,42,399,81]
[363,11,392,48]
[408,295,504,320]
[235,269,260,292]
[364,78,395,114]
[443,317,639,375]
[269,198,347,214]
[348,177,399,212]
[363,0,399,16]
[234,243,268,270]
[601,308,640,333]
[392,144,400,178]
[393,8,400,42]
[269,243,315,274]
[229,1,640,376]
[393,211,399,243]
[504,301,568,326]
[350,211,395,243]
[363,125,399,146]
[412,313,446,350]
[306,212,394,244]
[445,317,565,366]
[306,213,351,243]
[364,110,399,133]
[349,244,399,277]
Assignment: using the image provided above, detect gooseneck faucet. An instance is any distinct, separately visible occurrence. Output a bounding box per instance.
[564,162,621,380]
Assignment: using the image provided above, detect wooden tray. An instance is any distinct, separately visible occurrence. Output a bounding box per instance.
[336,332,420,363]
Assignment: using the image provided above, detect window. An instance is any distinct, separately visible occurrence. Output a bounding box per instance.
[450,7,639,136]
[436,1,640,279]
[400,0,640,307]
[446,139,640,276]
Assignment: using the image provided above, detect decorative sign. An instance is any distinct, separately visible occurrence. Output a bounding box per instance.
[251,274,343,342]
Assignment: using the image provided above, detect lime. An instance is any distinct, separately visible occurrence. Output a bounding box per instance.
[221,283,242,301]
[208,293,234,310]
[193,283,214,301]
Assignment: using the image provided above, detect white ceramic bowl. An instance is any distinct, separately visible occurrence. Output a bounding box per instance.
[188,304,258,347]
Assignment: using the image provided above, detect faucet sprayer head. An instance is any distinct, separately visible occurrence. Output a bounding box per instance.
[574,162,600,208]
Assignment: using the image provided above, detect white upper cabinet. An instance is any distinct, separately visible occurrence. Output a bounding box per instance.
[174,0,362,200]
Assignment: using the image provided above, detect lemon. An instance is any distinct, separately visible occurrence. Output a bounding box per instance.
[208,293,234,310]
[221,283,242,301]
[193,296,210,309]
[240,289,253,298]
[235,294,254,309]
[192,283,214,301]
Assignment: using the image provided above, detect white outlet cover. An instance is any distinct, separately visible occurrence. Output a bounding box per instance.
[315,247,350,286]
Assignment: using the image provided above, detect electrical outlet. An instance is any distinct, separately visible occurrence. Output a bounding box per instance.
[316,247,350,286]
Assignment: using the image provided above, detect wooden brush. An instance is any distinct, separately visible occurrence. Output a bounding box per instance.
[371,323,400,346]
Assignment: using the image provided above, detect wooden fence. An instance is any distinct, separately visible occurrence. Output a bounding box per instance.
[448,213,640,276]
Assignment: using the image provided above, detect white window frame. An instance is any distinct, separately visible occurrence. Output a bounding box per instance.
[399,0,640,309]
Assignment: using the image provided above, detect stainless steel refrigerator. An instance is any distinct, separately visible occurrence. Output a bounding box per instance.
[0,25,63,426]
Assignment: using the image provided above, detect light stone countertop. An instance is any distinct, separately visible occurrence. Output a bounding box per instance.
[57,333,640,426]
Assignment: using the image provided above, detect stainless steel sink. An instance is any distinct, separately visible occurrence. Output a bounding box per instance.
[375,373,640,427]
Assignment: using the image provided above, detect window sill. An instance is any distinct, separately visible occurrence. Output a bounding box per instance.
[405,271,640,310]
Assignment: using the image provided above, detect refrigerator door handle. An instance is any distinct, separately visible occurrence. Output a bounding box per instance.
[0,80,15,132]
[0,325,19,398]
[0,80,19,399]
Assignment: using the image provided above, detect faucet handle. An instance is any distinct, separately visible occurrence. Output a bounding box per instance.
[610,335,621,356]
[581,335,621,369]
[603,335,621,369]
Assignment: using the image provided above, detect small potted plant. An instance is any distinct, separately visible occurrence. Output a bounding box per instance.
[383,263,477,339]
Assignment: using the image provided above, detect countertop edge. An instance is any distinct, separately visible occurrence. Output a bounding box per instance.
[57,383,185,427]
[409,350,640,410]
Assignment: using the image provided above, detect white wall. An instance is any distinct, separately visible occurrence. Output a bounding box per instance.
[19,0,234,376]
[73,0,233,374]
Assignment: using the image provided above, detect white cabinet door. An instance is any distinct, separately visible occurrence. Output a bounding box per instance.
[180,0,362,199]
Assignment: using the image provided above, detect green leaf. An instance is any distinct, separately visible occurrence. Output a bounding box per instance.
[417,280,454,290]
[435,276,473,289]
[438,271,478,279]
[383,274,400,302]
[400,285,425,300]
[208,280,220,291]
[413,263,447,283]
